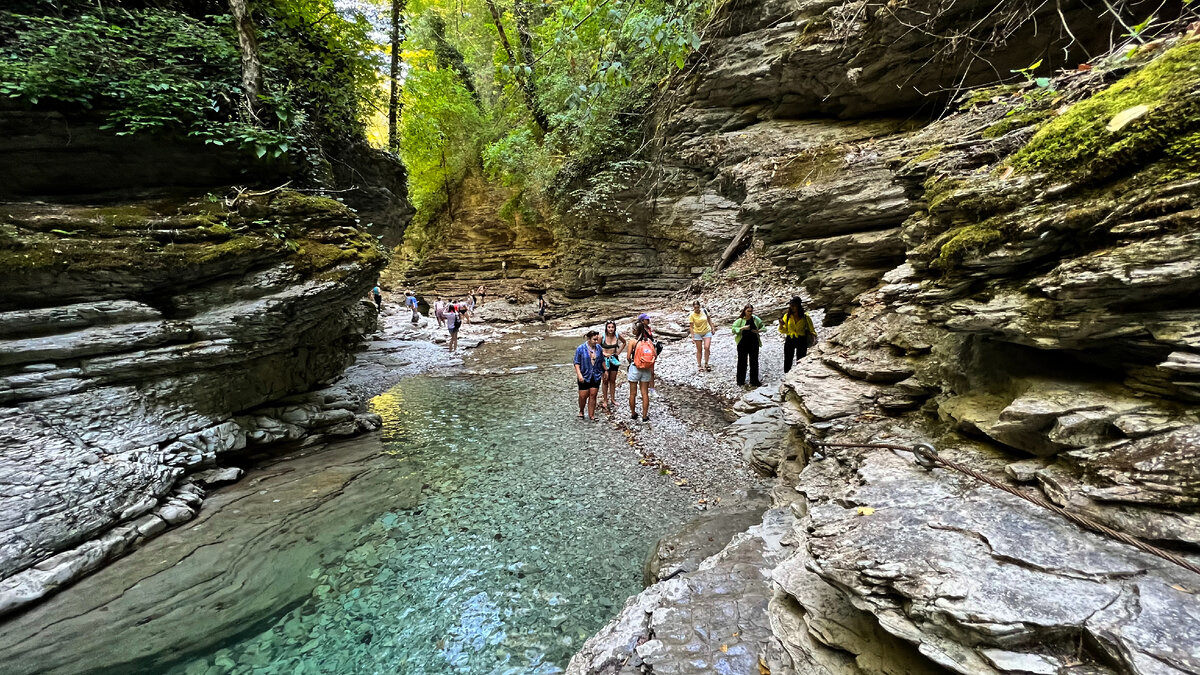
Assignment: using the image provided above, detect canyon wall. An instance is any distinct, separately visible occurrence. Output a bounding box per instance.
[0,113,412,615]
[569,1,1200,674]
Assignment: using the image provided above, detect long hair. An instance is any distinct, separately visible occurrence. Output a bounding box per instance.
[604,321,618,337]
[633,323,649,340]
[787,296,803,320]
[739,304,753,320]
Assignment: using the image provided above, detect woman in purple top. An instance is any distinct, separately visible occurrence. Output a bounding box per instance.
[573,330,603,421]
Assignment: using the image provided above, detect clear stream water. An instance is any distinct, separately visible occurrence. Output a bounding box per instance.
[166,338,697,675]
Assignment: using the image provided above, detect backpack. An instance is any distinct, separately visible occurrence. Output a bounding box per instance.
[633,339,657,369]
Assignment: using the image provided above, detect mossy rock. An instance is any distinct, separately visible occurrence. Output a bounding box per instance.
[1010,40,1200,181]
[935,223,1006,269]
[957,83,1026,112]
[0,191,381,285]
[268,191,355,220]
[772,147,846,187]
[981,106,1056,139]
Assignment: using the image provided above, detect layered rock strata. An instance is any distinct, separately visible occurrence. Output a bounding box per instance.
[553,0,1120,317]
[400,172,556,299]
[570,15,1200,675]
[0,192,390,615]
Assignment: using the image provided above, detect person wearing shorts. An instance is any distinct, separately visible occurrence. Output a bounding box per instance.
[573,330,603,420]
[688,300,714,373]
[599,321,626,414]
[445,305,460,352]
[626,323,654,421]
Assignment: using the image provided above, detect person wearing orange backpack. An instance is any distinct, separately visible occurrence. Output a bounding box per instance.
[627,323,656,422]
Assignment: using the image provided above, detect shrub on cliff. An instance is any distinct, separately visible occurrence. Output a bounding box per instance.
[0,0,380,169]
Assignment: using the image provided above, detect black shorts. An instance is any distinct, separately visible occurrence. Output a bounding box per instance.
[577,379,600,391]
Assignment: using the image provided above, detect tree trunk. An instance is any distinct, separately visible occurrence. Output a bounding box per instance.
[513,0,550,133]
[388,0,406,153]
[227,0,263,115]
[483,0,548,133]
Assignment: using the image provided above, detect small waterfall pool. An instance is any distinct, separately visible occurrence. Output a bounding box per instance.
[164,340,698,674]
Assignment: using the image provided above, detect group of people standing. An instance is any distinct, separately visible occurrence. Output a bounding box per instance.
[431,297,475,352]
[574,314,659,422]
[574,296,817,421]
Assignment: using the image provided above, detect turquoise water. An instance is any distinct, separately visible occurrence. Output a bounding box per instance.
[167,366,696,674]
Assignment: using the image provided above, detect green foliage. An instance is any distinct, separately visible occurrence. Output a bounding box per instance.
[398,50,483,220]
[396,0,715,226]
[0,1,381,162]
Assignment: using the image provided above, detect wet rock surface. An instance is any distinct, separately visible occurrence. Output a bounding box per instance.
[0,435,422,675]
[0,192,402,615]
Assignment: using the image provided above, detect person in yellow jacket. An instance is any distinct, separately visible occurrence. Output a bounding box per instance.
[779,296,817,373]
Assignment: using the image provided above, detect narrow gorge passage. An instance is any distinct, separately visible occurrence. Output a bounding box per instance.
[0,333,712,675]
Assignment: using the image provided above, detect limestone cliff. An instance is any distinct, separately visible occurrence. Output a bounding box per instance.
[0,189,398,616]
[568,3,1200,675]
[395,172,556,298]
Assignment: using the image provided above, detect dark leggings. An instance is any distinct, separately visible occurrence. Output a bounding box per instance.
[736,337,760,385]
[783,336,808,373]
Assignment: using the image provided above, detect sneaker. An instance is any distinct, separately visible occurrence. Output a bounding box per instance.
[631,412,638,420]
[641,415,650,423]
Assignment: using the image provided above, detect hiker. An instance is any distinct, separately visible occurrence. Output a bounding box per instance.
[599,321,626,414]
[434,297,446,328]
[537,294,548,322]
[687,300,714,373]
[731,304,764,388]
[371,285,382,310]
[478,285,487,306]
[627,323,656,422]
[779,296,817,373]
[405,292,420,324]
[458,298,470,324]
[574,330,603,421]
[445,304,461,352]
[634,313,659,391]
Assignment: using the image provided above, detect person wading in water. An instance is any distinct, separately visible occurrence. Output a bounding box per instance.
[779,295,817,373]
[731,304,764,388]
[627,323,656,422]
[574,330,603,420]
[599,321,626,414]
[687,300,714,373]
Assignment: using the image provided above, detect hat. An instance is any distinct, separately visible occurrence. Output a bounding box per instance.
[637,313,650,320]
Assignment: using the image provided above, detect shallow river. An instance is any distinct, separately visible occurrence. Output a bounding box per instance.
[159,340,696,674]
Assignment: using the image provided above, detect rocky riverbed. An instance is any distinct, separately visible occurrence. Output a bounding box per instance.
[0,303,772,675]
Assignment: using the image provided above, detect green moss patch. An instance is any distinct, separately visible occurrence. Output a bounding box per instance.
[0,190,380,286]
[981,106,1056,139]
[1010,40,1200,180]
[935,223,1006,269]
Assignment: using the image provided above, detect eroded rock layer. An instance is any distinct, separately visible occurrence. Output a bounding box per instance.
[569,5,1200,675]
[0,192,390,615]
[552,0,1133,317]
